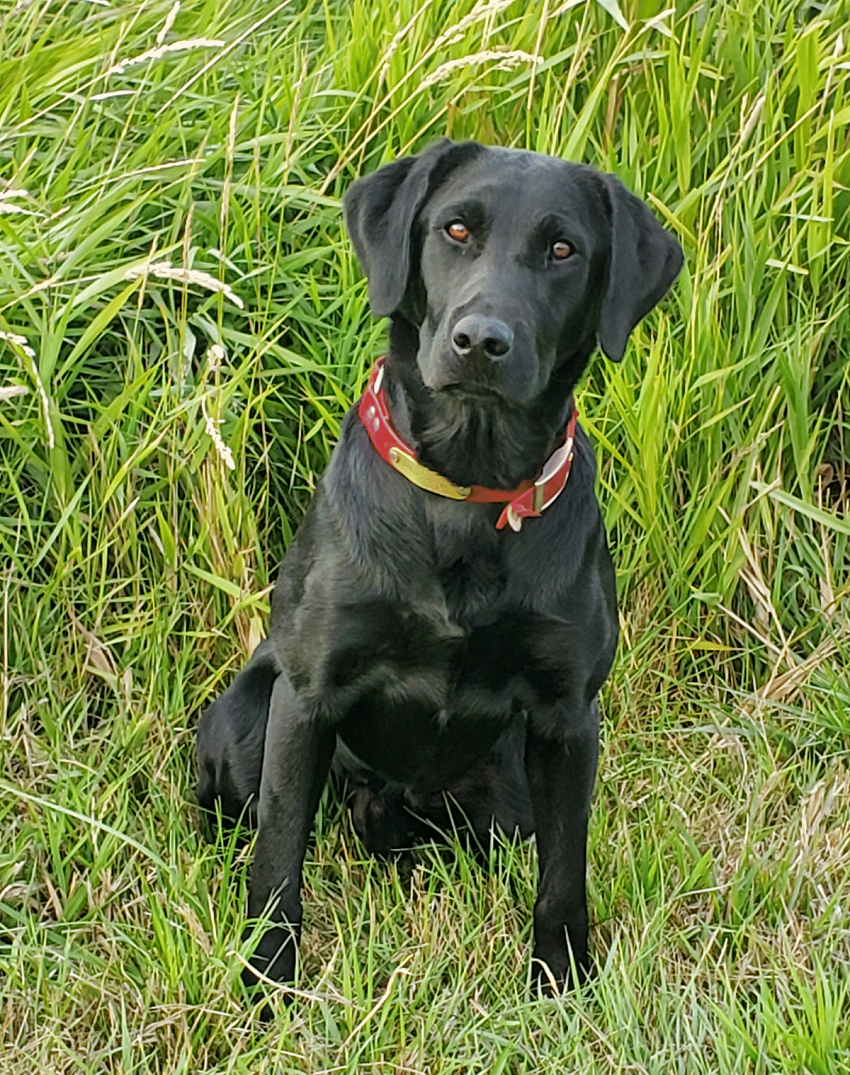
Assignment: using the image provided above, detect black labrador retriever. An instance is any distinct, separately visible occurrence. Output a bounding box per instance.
[197,139,682,996]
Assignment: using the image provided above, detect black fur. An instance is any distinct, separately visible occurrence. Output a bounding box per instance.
[196,140,682,998]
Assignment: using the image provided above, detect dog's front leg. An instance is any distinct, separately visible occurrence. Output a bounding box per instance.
[525,700,599,992]
[242,672,335,992]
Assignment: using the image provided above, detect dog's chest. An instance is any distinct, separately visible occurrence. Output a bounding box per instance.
[330,595,532,786]
[322,549,512,700]
[437,546,506,622]
[319,544,544,784]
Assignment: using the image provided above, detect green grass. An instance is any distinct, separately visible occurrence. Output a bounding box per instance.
[1,0,849,1070]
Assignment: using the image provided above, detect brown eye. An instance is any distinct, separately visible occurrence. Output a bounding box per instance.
[552,239,573,260]
[446,221,470,243]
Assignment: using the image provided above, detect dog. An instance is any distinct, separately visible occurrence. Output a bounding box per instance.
[196,139,682,997]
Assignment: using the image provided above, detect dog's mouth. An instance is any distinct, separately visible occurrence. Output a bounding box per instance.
[411,383,549,489]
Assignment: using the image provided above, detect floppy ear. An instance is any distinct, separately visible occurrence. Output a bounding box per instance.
[343,139,482,318]
[598,175,683,362]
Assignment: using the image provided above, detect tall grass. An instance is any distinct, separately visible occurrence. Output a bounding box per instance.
[1,0,848,1071]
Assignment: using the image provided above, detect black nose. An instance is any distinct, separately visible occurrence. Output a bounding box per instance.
[451,315,514,360]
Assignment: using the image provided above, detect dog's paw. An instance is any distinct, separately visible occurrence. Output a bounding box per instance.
[530,952,591,997]
[241,923,297,1003]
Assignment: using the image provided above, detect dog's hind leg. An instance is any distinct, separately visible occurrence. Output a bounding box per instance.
[403,717,535,854]
[333,740,421,856]
[350,778,422,857]
[196,637,281,837]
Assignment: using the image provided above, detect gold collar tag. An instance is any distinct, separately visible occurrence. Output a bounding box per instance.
[387,446,472,500]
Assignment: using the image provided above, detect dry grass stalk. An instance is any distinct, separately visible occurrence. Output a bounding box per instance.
[418,50,536,91]
[201,396,235,470]
[106,38,224,77]
[0,385,28,401]
[124,261,244,308]
[738,93,766,146]
[220,93,240,238]
[283,58,308,174]
[757,630,844,704]
[0,189,29,216]
[0,333,53,448]
[156,0,180,47]
[431,0,515,53]
[3,0,38,23]
[206,343,226,374]
[377,0,437,86]
[0,331,35,359]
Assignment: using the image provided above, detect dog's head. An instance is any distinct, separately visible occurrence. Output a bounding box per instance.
[344,140,683,406]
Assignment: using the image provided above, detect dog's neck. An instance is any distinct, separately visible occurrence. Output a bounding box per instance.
[382,315,592,490]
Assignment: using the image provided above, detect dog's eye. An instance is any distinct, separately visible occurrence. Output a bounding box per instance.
[446,221,470,244]
[551,240,574,260]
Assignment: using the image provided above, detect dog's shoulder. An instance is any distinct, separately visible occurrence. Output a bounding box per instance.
[271,407,434,617]
[324,407,435,579]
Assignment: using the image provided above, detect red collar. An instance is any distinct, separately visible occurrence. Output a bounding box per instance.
[358,357,578,531]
